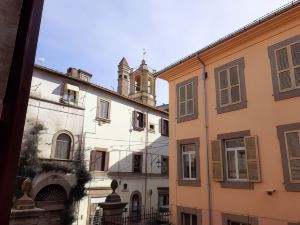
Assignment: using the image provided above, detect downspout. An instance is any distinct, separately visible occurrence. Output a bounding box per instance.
[196,55,212,225]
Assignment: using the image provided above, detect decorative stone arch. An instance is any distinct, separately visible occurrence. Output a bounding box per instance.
[51,130,74,160]
[130,190,142,214]
[31,173,73,200]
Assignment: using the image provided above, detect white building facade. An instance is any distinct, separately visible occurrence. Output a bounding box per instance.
[24,59,169,225]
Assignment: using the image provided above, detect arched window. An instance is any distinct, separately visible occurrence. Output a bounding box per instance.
[134,76,141,93]
[148,79,152,95]
[55,133,71,159]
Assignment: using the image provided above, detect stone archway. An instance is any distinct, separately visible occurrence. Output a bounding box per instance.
[34,184,67,225]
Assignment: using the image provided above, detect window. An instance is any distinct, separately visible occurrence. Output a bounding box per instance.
[62,83,79,105]
[222,213,258,225]
[177,138,200,186]
[176,77,198,123]
[160,118,169,136]
[161,156,169,175]
[134,76,141,93]
[55,133,72,159]
[90,149,109,172]
[277,122,300,191]
[211,131,261,189]
[133,154,142,173]
[177,207,201,225]
[133,111,146,131]
[182,144,196,180]
[97,97,110,121]
[268,35,300,100]
[225,138,247,180]
[148,79,152,95]
[149,123,155,133]
[157,187,169,212]
[214,58,247,114]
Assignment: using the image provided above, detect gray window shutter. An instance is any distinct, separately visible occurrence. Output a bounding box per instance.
[159,118,162,133]
[276,47,290,70]
[90,150,96,171]
[244,135,261,182]
[291,42,300,66]
[211,140,224,181]
[143,113,147,128]
[285,131,300,183]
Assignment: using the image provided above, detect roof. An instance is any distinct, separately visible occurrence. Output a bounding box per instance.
[155,0,300,77]
[34,64,168,116]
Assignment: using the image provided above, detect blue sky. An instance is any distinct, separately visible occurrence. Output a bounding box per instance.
[36,0,292,105]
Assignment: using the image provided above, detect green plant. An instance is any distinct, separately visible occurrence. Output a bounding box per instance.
[17,122,91,225]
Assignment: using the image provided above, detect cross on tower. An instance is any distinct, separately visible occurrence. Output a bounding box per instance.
[142,48,147,60]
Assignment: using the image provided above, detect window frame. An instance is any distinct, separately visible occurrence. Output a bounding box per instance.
[177,138,200,186]
[161,156,169,175]
[96,97,111,123]
[222,213,258,225]
[133,110,146,131]
[89,148,109,172]
[225,139,248,181]
[182,145,197,180]
[217,130,254,189]
[176,76,198,123]
[51,130,74,160]
[277,122,300,191]
[214,58,247,114]
[177,206,202,225]
[268,34,300,101]
[132,153,143,173]
[149,122,155,133]
[160,118,169,136]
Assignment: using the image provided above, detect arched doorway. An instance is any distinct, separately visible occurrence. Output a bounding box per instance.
[34,184,67,225]
[130,191,142,222]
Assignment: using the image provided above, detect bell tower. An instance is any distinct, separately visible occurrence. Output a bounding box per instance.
[117,57,130,96]
[128,59,156,106]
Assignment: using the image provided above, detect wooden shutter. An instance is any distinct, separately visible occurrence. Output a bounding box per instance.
[159,118,162,133]
[244,135,261,182]
[229,66,240,103]
[143,113,147,128]
[89,150,96,171]
[96,97,100,118]
[291,42,300,87]
[219,70,229,106]
[211,140,223,181]
[276,48,292,90]
[285,131,300,183]
[133,111,137,129]
[104,152,110,171]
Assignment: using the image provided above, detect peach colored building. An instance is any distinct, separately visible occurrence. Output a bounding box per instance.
[157,2,300,225]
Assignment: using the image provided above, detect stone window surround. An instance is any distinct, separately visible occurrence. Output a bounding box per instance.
[217,130,254,189]
[222,212,258,225]
[51,130,74,160]
[176,76,198,123]
[268,34,300,101]
[277,122,300,192]
[133,110,146,131]
[177,206,202,225]
[177,138,200,187]
[157,187,169,209]
[160,118,169,137]
[148,122,155,133]
[161,156,169,175]
[214,57,247,114]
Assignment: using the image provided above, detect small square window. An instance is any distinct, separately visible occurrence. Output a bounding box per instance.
[149,123,155,133]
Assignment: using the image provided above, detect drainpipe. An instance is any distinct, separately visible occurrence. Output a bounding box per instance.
[196,55,212,225]
[144,111,149,210]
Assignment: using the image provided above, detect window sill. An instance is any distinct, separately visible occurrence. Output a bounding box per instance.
[133,127,144,132]
[46,157,74,162]
[177,113,198,123]
[95,117,111,123]
[216,101,247,114]
[220,180,254,189]
[178,179,200,187]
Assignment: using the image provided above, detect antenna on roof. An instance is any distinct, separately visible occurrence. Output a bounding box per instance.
[37,57,45,65]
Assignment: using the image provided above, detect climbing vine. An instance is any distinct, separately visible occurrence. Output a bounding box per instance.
[17,121,91,225]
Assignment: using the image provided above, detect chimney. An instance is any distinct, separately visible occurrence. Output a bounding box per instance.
[67,67,78,78]
[117,57,130,96]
